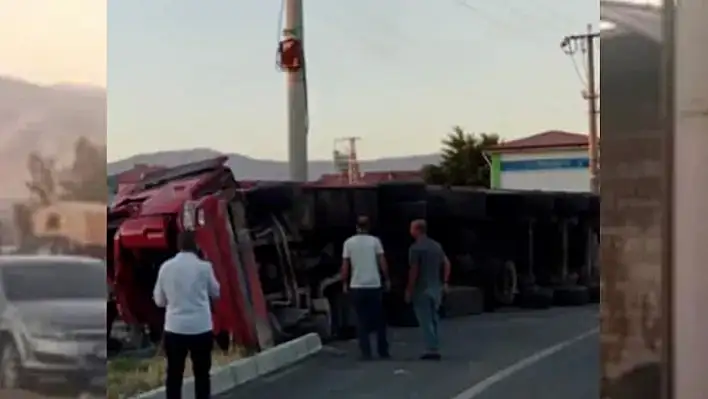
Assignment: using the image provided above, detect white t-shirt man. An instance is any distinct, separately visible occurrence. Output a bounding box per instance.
[153,251,221,335]
[343,234,384,289]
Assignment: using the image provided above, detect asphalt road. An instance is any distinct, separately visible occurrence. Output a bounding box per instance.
[218,306,599,399]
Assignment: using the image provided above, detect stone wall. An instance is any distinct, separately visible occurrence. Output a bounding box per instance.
[599,32,665,399]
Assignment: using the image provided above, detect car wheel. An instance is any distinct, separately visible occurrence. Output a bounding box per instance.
[0,342,24,389]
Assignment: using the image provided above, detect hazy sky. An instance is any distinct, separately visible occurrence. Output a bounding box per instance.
[103,0,599,162]
[0,0,106,86]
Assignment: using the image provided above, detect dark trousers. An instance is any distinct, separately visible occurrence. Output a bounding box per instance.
[350,287,389,357]
[163,331,213,399]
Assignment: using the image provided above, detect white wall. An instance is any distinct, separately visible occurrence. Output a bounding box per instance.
[499,150,590,192]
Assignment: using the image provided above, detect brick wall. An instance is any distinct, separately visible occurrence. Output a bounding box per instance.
[600,31,665,399]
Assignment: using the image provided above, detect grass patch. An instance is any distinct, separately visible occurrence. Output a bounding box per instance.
[107,346,245,399]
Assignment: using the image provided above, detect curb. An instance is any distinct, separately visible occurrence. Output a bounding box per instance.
[132,333,323,399]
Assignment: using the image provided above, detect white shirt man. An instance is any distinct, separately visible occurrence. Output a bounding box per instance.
[153,250,221,334]
[341,216,390,359]
[153,231,221,399]
[342,232,387,290]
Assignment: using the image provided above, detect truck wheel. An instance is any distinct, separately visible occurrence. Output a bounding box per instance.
[553,285,590,306]
[517,286,554,309]
[440,286,484,318]
[0,342,25,389]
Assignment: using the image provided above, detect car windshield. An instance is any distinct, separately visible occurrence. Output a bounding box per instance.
[0,259,106,301]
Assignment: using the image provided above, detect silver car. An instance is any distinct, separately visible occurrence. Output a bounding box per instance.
[0,255,106,393]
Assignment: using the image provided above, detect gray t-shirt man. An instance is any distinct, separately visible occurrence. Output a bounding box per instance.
[409,236,446,299]
[405,220,450,357]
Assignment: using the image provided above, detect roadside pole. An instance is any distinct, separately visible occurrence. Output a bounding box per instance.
[672,0,708,397]
[284,0,309,182]
[561,27,600,194]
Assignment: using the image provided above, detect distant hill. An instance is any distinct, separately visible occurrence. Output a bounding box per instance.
[107,149,440,181]
[0,76,106,199]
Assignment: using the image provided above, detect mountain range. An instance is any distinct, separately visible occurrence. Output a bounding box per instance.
[107,149,439,181]
[0,75,439,200]
[0,76,106,199]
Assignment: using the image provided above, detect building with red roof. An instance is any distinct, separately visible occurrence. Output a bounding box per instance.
[486,130,591,192]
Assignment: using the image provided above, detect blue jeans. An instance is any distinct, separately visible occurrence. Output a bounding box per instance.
[350,288,389,357]
[412,291,442,353]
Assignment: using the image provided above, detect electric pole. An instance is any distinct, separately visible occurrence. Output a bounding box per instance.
[561,24,600,194]
[334,137,362,184]
[284,0,309,182]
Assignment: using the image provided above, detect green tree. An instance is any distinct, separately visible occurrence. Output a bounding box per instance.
[422,126,500,187]
[421,164,447,185]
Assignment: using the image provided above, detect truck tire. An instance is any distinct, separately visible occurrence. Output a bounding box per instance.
[440,286,484,318]
[479,259,517,310]
[517,286,554,309]
[553,285,590,306]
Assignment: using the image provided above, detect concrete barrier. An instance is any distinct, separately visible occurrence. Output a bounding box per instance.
[132,333,323,399]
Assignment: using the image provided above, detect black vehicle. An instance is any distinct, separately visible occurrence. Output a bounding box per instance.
[0,255,106,392]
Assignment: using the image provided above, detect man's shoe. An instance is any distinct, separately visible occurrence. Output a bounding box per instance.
[420,353,441,360]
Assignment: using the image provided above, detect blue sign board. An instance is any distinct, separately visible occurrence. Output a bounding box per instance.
[500,157,589,172]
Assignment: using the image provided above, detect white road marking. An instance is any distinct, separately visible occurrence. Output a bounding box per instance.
[449,328,599,399]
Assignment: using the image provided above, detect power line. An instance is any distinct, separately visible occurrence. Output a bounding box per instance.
[562,37,589,87]
[454,0,563,43]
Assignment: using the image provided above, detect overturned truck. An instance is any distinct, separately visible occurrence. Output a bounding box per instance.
[107,157,599,351]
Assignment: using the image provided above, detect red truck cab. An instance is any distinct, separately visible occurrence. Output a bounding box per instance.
[107,157,272,351]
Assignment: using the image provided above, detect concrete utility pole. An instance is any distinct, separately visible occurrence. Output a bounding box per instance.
[561,25,600,194]
[284,0,309,181]
[673,0,708,396]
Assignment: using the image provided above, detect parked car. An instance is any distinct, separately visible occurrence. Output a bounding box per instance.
[0,255,106,393]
